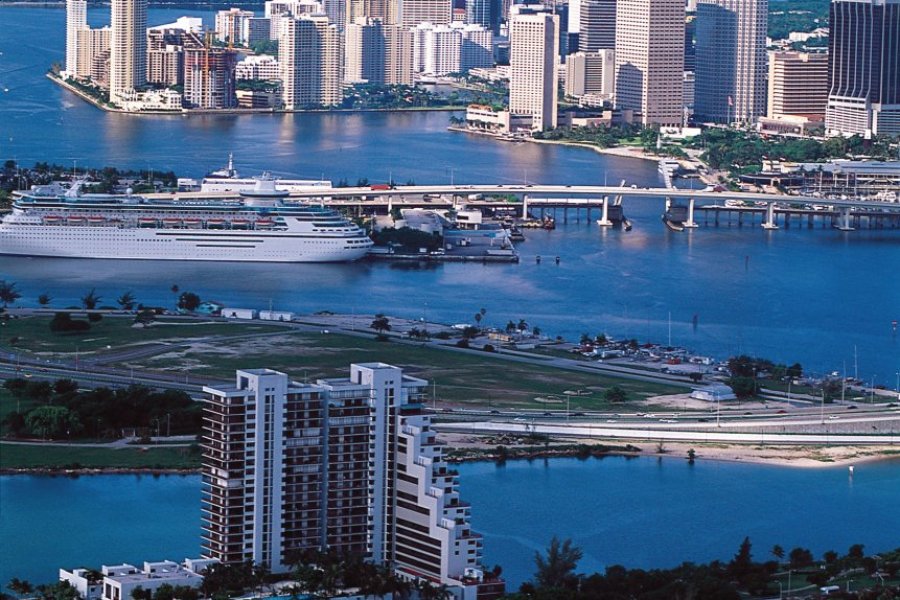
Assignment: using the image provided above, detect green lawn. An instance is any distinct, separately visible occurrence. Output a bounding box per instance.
[0,388,42,437]
[130,331,686,409]
[1,315,289,355]
[0,443,202,470]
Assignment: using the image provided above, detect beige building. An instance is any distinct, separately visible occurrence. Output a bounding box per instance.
[565,50,614,99]
[385,25,415,84]
[767,51,828,120]
[614,0,684,126]
[215,8,256,46]
[509,11,559,131]
[398,0,452,26]
[345,19,414,84]
[75,27,110,80]
[347,0,396,27]
[694,0,767,124]
[279,15,341,109]
[109,0,148,102]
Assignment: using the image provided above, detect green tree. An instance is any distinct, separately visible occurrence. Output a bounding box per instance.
[0,280,21,308]
[771,545,785,562]
[370,314,391,334]
[177,292,201,312]
[25,405,82,439]
[729,376,757,399]
[7,578,34,597]
[788,547,814,569]
[131,587,152,600]
[604,386,628,403]
[37,293,52,307]
[534,536,583,590]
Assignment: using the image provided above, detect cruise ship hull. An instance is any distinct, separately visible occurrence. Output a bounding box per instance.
[0,224,372,262]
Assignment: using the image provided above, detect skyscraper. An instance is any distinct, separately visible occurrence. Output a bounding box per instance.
[279,15,341,109]
[466,0,502,35]
[694,0,767,124]
[398,0,453,27]
[509,9,559,130]
[768,51,829,120]
[579,0,615,51]
[826,0,900,137]
[614,0,684,126]
[345,18,387,83]
[201,364,489,588]
[183,46,238,109]
[109,0,148,102]
[65,0,87,77]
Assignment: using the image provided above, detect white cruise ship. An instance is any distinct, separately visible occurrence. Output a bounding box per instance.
[0,179,373,263]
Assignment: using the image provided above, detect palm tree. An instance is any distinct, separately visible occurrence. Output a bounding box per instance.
[81,288,101,310]
[771,544,785,563]
[370,314,391,335]
[517,318,528,332]
[7,578,34,597]
[37,293,52,307]
[0,281,21,309]
[117,291,136,311]
[534,536,583,590]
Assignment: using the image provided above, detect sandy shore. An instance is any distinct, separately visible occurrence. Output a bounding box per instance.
[439,432,900,469]
[528,138,662,163]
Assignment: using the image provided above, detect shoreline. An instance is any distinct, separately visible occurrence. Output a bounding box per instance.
[4,439,899,476]
[47,74,466,116]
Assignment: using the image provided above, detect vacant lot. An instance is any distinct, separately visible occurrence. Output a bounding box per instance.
[1,315,288,355]
[129,331,686,409]
[0,443,201,470]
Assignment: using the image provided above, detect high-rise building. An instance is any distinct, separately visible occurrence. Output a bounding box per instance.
[826,0,900,137]
[694,0,767,124]
[399,0,453,26]
[215,8,256,46]
[235,54,282,80]
[267,0,324,40]
[201,364,490,589]
[614,0,684,126]
[565,49,614,98]
[466,0,502,34]
[384,25,415,84]
[347,0,395,28]
[413,23,461,75]
[109,0,148,102]
[65,0,88,77]
[578,0,615,51]
[509,10,559,130]
[248,18,273,46]
[279,15,341,109]
[183,46,238,109]
[74,27,111,80]
[768,51,829,120]
[459,23,494,70]
[345,18,387,83]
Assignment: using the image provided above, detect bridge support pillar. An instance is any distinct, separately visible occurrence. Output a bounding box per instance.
[684,197,698,228]
[835,207,854,231]
[597,196,612,227]
[522,195,528,219]
[761,202,779,230]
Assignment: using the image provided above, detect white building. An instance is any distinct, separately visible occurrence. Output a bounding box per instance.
[398,0,453,26]
[690,383,737,402]
[413,22,492,76]
[458,23,493,71]
[215,8,256,46]
[509,10,559,131]
[109,0,148,103]
[60,559,216,600]
[235,54,281,80]
[279,15,341,109]
[265,0,323,40]
[614,0,685,126]
[201,364,492,591]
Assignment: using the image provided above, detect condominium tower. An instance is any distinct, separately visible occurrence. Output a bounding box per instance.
[614,0,685,126]
[509,10,560,130]
[579,0,616,51]
[109,0,148,101]
[466,0,502,34]
[201,364,486,587]
[65,0,87,77]
[826,0,900,137]
[279,15,341,109]
[694,0,768,124]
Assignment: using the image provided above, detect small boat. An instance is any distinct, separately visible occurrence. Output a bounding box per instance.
[207,218,226,229]
[138,217,158,228]
[66,216,87,225]
[255,219,274,229]
[184,218,202,229]
[162,218,182,228]
[42,215,63,225]
[87,216,106,226]
[231,219,251,229]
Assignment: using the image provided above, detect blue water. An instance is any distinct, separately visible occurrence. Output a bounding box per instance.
[2,457,900,588]
[1,6,899,382]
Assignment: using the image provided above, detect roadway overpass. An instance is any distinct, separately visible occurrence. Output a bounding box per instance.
[163,184,900,230]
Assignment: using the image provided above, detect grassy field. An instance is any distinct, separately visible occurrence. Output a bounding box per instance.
[0,388,42,437]
[0,443,202,470]
[1,315,289,355]
[129,331,687,410]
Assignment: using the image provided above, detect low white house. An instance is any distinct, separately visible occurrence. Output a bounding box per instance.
[259,310,294,322]
[690,383,737,402]
[222,307,258,320]
[60,559,217,600]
